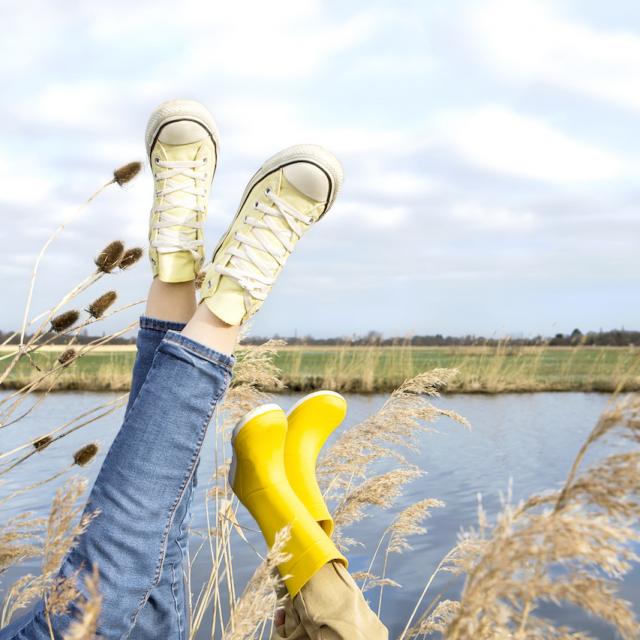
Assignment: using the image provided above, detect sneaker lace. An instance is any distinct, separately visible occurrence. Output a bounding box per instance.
[151,157,209,258]
[215,187,314,301]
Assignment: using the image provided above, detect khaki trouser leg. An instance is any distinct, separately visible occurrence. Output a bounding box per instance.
[272,562,388,640]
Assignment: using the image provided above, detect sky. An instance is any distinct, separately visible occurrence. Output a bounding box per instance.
[0,0,638,339]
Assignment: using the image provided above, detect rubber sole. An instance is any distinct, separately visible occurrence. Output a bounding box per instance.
[144,99,220,157]
[229,403,284,487]
[286,390,345,417]
[232,403,283,440]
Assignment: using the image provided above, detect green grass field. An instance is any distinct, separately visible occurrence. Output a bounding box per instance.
[2,344,639,393]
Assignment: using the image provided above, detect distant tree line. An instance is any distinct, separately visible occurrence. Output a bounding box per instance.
[0,330,136,346]
[242,328,640,347]
[1,327,638,347]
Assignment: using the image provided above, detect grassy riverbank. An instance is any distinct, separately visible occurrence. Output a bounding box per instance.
[2,344,639,393]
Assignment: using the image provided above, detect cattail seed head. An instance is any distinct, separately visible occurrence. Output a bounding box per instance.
[73,443,99,467]
[95,241,124,273]
[195,270,206,289]
[58,348,77,367]
[51,310,80,333]
[113,161,142,186]
[119,247,143,270]
[33,435,53,451]
[87,291,117,319]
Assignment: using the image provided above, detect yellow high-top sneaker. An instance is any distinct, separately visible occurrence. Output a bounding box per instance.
[230,403,346,597]
[284,391,346,537]
[145,99,219,283]
[200,145,343,325]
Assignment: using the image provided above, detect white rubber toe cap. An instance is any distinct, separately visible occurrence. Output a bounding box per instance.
[157,121,211,146]
[283,163,331,202]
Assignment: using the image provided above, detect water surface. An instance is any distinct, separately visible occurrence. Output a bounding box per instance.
[1,391,636,639]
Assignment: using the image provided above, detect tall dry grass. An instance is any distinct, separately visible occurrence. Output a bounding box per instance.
[1,162,639,640]
[4,343,638,638]
[4,341,638,394]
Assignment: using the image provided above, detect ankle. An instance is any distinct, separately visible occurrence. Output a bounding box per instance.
[145,278,196,323]
[180,303,240,356]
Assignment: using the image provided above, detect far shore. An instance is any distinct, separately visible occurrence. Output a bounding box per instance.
[2,345,638,394]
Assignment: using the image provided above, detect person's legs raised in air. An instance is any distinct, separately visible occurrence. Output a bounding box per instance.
[0,99,348,639]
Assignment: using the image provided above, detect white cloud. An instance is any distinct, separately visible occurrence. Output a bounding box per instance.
[1,0,639,336]
[436,105,623,182]
[467,0,640,111]
[338,201,408,229]
[450,203,539,232]
[17,83,124,131]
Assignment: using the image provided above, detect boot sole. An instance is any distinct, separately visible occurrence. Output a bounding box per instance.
[145,99,220,158]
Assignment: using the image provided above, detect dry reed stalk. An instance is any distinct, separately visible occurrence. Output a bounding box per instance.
[406,599,461,638]
[190,338,286,638]
[371,498,445,613]
[219,340,285,432]
[0,395,125,462]
[0,320,137,427]
[0,398,125,477]
[1,230,141,387]
[0,469,67,507]
[435,394,640,639]
[17,166,133,347]
[0,513,45,575]
[62,565,102,640]
[320,370,466,520]
[222,527,291,640]
[1,478,98,625]
[7,298,143,363]
[333,468,423,533]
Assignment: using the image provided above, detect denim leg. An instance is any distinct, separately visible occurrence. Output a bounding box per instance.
[126,317,198,640]
[1,331,233,639]
[125,316,188,419]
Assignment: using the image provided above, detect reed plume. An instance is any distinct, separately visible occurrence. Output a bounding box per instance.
[220,340,285,432]
[437,394,640,639]
[0,513,44,575]
[222,527,291,640]
[1,478,98,624]
[320,369,467,552]
[320,369,467,492]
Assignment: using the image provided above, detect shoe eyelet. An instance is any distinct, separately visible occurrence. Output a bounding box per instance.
[154,157,160,165]
[264,187,272,195]
[253,201,259,209]
[202,157,208,163]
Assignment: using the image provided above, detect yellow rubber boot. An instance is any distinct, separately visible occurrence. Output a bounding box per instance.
[285,391,347,537]
[230,404,346,597]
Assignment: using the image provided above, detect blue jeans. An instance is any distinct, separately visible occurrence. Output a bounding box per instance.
[1,317,233,639]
